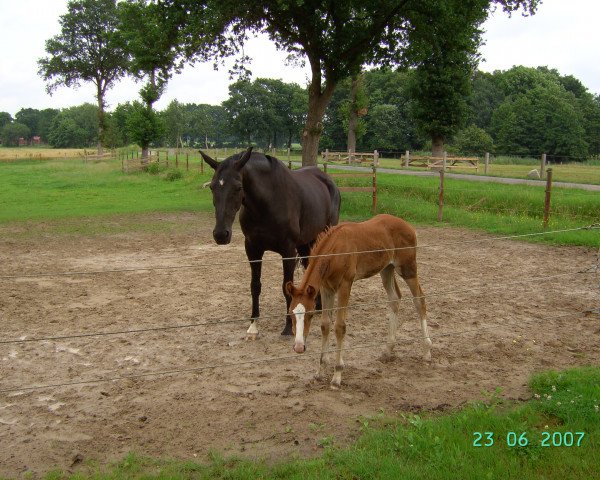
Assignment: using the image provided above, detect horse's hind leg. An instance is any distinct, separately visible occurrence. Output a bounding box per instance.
[380,265,401,361]
[398,264,432,361]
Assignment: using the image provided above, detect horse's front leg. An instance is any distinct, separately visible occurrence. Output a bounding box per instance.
[281,249,297,336]
[331,281,352,389]
[316,289,335,380]
[245,241,264,340]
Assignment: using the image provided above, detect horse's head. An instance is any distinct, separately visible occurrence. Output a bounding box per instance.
[285,281,318,354]
[200,147,253,245]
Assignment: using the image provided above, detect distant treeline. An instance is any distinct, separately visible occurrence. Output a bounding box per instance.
[2,66,599,160]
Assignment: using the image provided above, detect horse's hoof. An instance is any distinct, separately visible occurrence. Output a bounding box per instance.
[330,382,341,390]
[423,351,432,362]
[246,332,259,341]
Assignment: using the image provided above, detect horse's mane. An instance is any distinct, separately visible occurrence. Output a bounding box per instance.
[311,224,341,255]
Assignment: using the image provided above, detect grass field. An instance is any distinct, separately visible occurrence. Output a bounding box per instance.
[40,366,600,479]
[1,154,597,246]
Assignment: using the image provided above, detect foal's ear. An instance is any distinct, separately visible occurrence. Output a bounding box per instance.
[285,281,295,297]
[234,146,253,171]
[199,150,219,170]
[307,285,317,298]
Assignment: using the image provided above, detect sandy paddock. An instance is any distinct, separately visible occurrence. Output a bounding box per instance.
[0,212,598,477]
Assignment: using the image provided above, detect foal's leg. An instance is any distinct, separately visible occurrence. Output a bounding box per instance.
[245,241,264,340]
[399,264,432,361]
[380,265,401,360]
[331,281,352,389]
[316,288,335,380]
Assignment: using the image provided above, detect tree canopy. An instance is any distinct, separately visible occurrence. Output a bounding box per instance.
[158,0,540,165]
[38,0,128,154]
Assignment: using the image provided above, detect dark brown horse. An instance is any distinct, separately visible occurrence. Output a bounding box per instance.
[285,214,431,388]
[200,147,341,338]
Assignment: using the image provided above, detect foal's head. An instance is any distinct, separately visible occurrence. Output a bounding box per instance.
[285,282,318,354]
[200,147,253,245]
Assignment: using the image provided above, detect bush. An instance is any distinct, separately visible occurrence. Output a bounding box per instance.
[453,125,494,155]
[165,169,183,181]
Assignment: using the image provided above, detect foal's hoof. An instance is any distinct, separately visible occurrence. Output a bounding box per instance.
[245,332,259,341]
[330,382,341,391]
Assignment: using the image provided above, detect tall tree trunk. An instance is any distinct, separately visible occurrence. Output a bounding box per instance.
[432,134,444,158]
[96,82,105,156]
[300,54,338,166]
[347,75,360,163]
[301,79,335,166]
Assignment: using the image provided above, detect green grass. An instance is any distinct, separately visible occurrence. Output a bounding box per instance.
[1,157,598,246]
[35,366,599,480]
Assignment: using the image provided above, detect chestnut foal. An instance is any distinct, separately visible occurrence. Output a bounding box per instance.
[285,214,431,388]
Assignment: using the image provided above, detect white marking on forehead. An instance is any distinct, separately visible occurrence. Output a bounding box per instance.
[293,303,306,345]
[293,304,306,316]
[219,179,224,186]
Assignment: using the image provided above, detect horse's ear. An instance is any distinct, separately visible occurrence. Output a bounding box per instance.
[307,285,317,298]
[234,146,253,171]
[199,150,219,170]
[285,281,295,297]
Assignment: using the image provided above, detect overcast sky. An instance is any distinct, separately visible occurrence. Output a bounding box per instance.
[1,0,599,117]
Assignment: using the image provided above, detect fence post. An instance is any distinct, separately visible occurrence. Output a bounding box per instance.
[325,148,329,165]
[543,168,553,229]
[437,169,445,222]
[372,164,377,213]
[324,162,328,174]
[288,160,292,169]
[176,153,179,169]
[374,150,379,167]
[287,147,291,165]
[540,153,547,180]
[186,153,189,171]
[485,152,490,174]
[443,151,447,171]
[405,150,410,168]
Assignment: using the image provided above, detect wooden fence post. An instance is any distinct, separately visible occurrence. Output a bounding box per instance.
[437,168,445,222]
[374,150,379,167]
[541,153,547,180]
[405,150,410,168]
[443,151,447,171]
[287,147,291,165]
[372,164,377,213]
[186,153,189,171]
[543,168,553,229]
[175,153,179,169]
[323,162,328,174]
[485,152,490,174]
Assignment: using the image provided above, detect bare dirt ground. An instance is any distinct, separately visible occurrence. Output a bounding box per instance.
[0,212,598,478]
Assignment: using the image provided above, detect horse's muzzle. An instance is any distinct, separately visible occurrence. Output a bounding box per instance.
[213,229,231,245]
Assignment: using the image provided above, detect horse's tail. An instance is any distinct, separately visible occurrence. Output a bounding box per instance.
[324,176,342,226]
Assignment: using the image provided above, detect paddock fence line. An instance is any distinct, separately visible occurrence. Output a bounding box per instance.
[0,224,597,281]
[1,307,597,395]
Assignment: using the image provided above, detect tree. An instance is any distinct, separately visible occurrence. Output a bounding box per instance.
[161,100,187,148]
[490,83,588,158]
[453,125,494,155]
[163,0,538,165]
[38,0,128,154]
[0,123,30,147]
[126,101,164,153]
[118,0,183,157]
[0,112,12,131]
[47,104,99,148]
